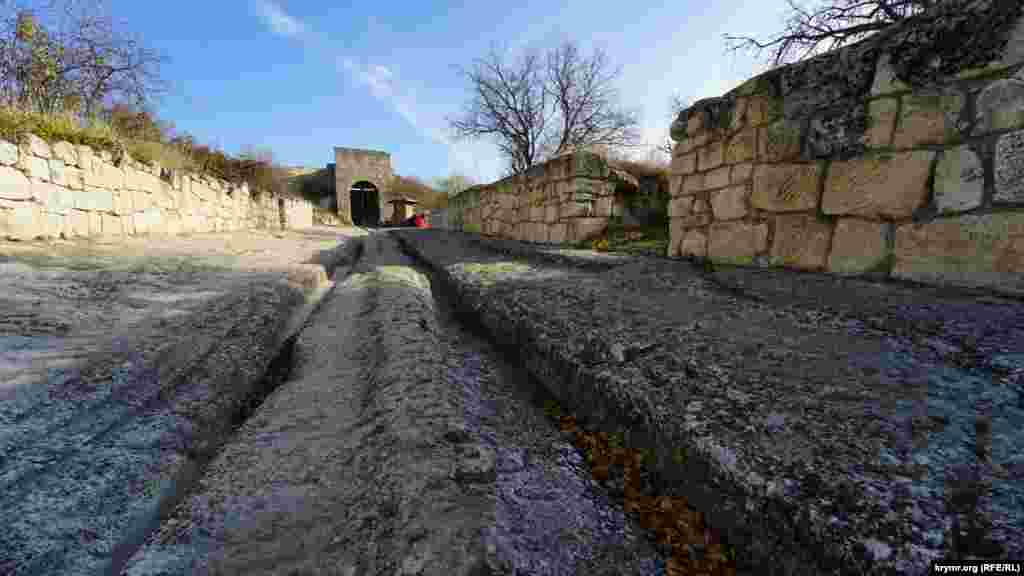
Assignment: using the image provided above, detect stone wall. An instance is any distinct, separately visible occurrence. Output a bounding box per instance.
[668,0,1024,295]
[449,151,638,244]
[0,135,315,241]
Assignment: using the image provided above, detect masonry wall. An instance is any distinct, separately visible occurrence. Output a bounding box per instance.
[668,0,1024,295]
[0,135,314,241]
[450,151,637,245]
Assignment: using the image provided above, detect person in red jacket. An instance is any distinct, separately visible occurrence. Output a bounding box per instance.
[413,213,428,228]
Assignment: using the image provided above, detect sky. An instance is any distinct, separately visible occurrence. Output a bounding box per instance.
[99,0,792,185]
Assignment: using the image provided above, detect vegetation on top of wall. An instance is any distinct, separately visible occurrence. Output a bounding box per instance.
[390,175,450,210]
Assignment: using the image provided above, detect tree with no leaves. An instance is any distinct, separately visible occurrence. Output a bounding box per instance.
[0,0,165,116]
[448,40,640,175]
[724,0,935,67]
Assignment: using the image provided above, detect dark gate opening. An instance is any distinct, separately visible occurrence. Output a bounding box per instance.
[350,181,381,227]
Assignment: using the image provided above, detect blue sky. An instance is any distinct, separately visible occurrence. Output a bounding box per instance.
[103,0,791,185]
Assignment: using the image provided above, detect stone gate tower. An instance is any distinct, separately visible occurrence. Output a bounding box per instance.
[334,147,394,226]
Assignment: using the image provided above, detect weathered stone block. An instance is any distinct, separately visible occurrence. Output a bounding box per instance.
[892,91,965,149]
[708,221,768,265]
[710,185,749,221]
[894,212,1024,294]
[549,222,567,244]
[101,214,122,237]
[529,204,544,222]
[703,166,731,190]
[594,195,612,218]
[758,120,802,162]
[545,203,558,223]
[828,218,889,275]
[1000,16,1024,68]
[76,145,93,172]
[699,141,724,171]
[0,140,18,166]
[862,98,898,148]
[976,75,1024,134]
[571,217,606,242]
[751,163,822,212]
[68,209,89,237]
[671,152,697,175]
[934,145,984,213]
[681,173,704,196]
[680,228,708,258]
[48,159,69,188]
[770,214,832,270]
[995,128,1024,203]
[51,141,78,166]
[746,95,771,126]
[729,97,748,132]
[0,165,32,200]
[731,162,753,184]
[0,201,39,239]
[86,161,123,190]
[686,112,704,136]
[725,128,756,164]
[23,155,50,182]
[37,182,73,215]
[62,167,85,190]
[870,53,911,96]
[668,195,693,219]
[806,104,870,158]
[43,211,66,238]
[678,213,712,228]
[24,134,51,158]
[823,150,934,218]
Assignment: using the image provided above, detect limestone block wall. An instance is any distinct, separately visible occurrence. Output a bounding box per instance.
[450,151,637,245]
[0,135,317,241]
[668,0,1024,295]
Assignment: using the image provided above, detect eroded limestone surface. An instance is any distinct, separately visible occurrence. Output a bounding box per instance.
[396,229,1024,576]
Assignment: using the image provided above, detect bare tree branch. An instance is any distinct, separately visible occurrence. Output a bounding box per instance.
[448,39,639,175]
[723,0,930,67]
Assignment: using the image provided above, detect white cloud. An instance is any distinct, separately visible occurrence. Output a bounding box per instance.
[254,0,305,39]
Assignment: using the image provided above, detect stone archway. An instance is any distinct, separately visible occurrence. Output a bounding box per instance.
[350,181,381,226]
[334,147,393,225]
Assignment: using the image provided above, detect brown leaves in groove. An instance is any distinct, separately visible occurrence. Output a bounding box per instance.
[557,414,737,576]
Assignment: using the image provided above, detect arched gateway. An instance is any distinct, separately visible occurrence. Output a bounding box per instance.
[334,147,393,226]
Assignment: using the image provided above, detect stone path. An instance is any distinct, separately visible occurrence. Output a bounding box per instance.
[395,229,1024,575]
[124,231,667,575]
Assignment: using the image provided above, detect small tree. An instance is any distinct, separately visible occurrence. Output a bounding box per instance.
[449,40,640,175]
[0,0,165,116]
[724,0,932,67]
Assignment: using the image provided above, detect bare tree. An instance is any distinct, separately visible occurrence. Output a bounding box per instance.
[0,0,165,116]
[449,40,640,175]
[724,0,932,67]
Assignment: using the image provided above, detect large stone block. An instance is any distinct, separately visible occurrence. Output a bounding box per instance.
[894,212,1024,294]
[995,129,1024,202]
[891,91,965,149]
[76,145,93,171]
[758,120,802,162]
[101,214,122,238]
[48,159,69,188]
[545,203,558,223]
[594,195,612,218]
[85,161,124,190]
[870,53,911,97]
[862,97,898,148]
[549,222,567,244]
[823,150,934,218]
[68,209,89,237]
[0,165,32,200]
[934,145,984,213]
[975,75,1024,134]
[681,173,704,196]
[36,182,74,215]
[0,140,18,166]
[699,140,724,171]
[710,185,749,221]
[770,214,833,270]
[671,152,697,175]
[746,95,772,126]
[680,227,708,258]
[751,163,822,212]
[725,128,756,164]
[731,162,753,184]
[675,131,709,156]
[134,190,153,213]
[708,221,769,265]
[703,166,731,190]
[0,201,39,240]
[668,195,694,219]
[43,211,66,238]
[23,155,50,182]
[828,218,889,275]
[51,141,78,166]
